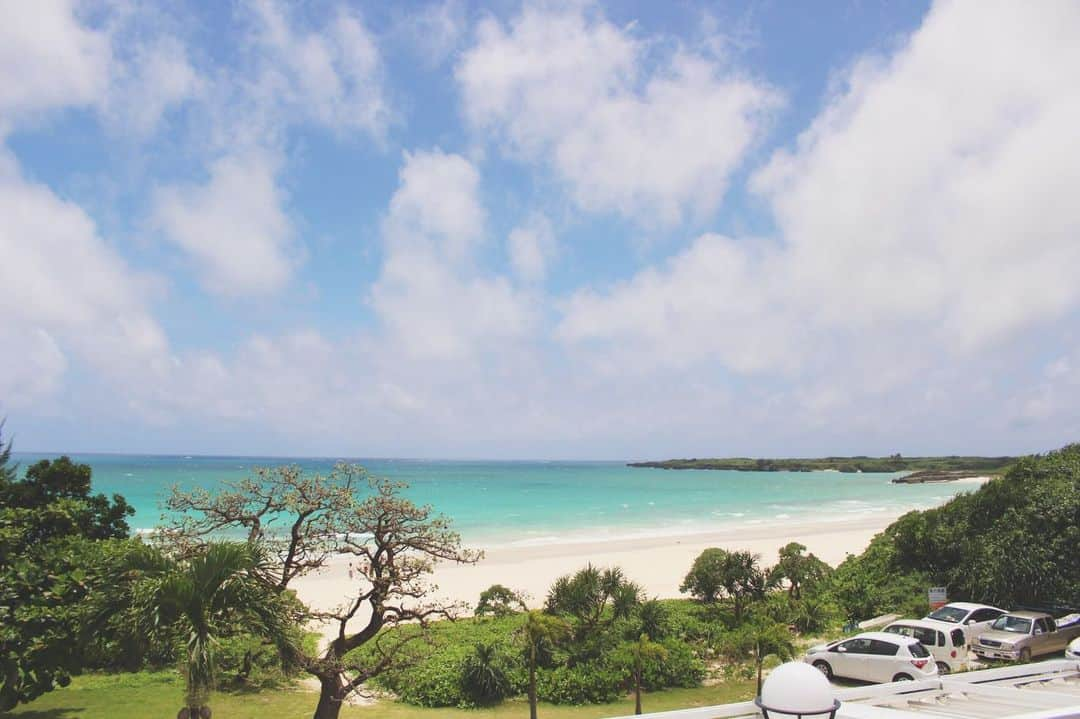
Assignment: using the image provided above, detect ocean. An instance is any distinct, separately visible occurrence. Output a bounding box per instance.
[10,453,975,548]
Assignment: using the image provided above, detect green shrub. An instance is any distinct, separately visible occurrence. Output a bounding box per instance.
[640,639,705,689]
[459,642,513,706]
[537,662,622,704]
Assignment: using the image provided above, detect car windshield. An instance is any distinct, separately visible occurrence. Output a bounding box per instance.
[909,642,930,658]
[927,606,967,623]
[992,616,1033,634]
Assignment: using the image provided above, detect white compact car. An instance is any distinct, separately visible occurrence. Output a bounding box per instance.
[805,632,939,684]
[924,602,1006,644]
[884,619,968,674]
[1067,636,1080,660]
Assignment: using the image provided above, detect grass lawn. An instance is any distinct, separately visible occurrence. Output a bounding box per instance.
[1,672,755,719]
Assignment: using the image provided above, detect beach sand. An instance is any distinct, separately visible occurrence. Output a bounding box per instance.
[293,512,904,621]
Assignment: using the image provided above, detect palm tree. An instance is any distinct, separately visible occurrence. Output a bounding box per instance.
[627,634,668,715]
[101,542,298,718]
[518,610,570,719]
[728,620,796,695]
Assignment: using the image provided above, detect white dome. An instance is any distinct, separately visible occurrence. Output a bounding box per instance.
[759,662,837,716]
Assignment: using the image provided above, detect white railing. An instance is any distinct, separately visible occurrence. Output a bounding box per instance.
[610,659,1080,719]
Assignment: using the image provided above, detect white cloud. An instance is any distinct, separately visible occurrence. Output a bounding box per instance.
[751,0,1080,348]
[383,149,486,262]
[560,0,1080,381]
[508,214,556,282]
[102,34,201,137]
[0,0,110,123]
[0,148,169,405]
[371,150,536,360]
[244,0,390,139]
[152,151,296,296]
[456,3,779,224]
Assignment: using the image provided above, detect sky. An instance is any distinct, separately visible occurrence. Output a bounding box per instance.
[2,0,1080,460]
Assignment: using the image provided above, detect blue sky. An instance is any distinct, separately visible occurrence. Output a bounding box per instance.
[3,0,1079,459]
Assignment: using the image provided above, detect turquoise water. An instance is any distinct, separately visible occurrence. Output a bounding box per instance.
[11,454,973,546]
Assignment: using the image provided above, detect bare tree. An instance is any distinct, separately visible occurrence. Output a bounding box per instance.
[165,464,482,719]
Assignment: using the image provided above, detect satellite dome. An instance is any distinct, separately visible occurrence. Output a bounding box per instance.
[757,662,839,718]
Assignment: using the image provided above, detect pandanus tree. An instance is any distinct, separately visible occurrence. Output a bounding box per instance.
[546,565,642,639]
[518,610,570,719]
[100,541,299,718]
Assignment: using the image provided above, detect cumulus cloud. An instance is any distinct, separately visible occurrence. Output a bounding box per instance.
[0,0,110,123]
[371,149,536,360]
[243,0,390,139]
[0,149,169,407]
[101,34,201,137]
[456,2,780,224]
[152,151,296,296]
[383,149,486,261]
[752,0,1080,348]
[559,0,1080,385]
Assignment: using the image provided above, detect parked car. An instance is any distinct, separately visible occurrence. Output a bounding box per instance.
[972,611,1080,662]
[1067,636,1080,660]
[923,602,1005,644]
[805,632,939,683]
[884,619,968,674]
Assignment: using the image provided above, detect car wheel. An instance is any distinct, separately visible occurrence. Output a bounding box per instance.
[892,673,914,682]
[1019,648,1031,663]
[936,662,950,675]
[812,660,833,679]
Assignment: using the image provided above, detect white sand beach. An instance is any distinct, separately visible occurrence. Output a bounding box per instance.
[293,512,905,620]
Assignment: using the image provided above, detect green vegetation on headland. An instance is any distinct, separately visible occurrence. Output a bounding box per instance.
[628,454,1015,475]
[2,415,1078,719]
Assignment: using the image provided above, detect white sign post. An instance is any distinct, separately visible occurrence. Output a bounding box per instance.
[928,586,948,609]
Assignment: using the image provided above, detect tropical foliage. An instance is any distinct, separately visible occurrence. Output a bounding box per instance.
[97,542,301,717]
[679,549,771,621]
[165,464,481,719]
[476,584,527,618]
[0,441,134,710]
[828,444,1080,618]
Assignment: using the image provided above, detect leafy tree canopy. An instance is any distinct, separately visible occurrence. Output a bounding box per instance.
[0,456,133,543]
[0,437,135,710]
[679,548,771,621]
[475,584,526,618]
[0,420,15,484]
[768,542,831,600]
[830,443,1080,618]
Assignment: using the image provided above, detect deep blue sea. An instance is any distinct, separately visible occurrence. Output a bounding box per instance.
[11,454,974,547]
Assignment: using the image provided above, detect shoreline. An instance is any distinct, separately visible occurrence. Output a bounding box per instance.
[293,511,910,619]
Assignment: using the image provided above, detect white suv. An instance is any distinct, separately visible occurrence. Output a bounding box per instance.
[924,602,1005,644]
[805,632,939,684]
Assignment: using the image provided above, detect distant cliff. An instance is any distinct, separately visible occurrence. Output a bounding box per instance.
[627,455,1014,475]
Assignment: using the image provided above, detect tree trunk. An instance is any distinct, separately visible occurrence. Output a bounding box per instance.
[634,668,642,715]
[756,659,763,696]
[528,661,538,719]
[312,674,344,719]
